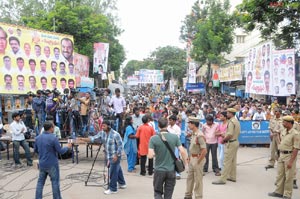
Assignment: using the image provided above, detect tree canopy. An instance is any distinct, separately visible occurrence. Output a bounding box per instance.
[236,0,300,49]
[122,46,186,85]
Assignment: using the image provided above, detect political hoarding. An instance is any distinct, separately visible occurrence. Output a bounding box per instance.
[139,69,164,84]
[127,76,139,86]
[219,64,243,82]
[0,22,75,94]
[272,49,295,96]
[188,61,197,83]
[74,53,93,88]
[245,42,272,95]
[93,42,109,74]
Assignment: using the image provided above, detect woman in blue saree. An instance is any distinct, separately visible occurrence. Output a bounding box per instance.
[123,116,137,172]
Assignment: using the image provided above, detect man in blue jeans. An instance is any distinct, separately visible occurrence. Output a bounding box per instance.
[34,121,72,199]
[78,120,126,195]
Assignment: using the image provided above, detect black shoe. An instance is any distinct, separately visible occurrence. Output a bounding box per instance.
[293,180,298,189]
[27,163,33,166]
[265,165,274,170]
[268,192,283,198]
[140,173,146,176]
[227,178,236,182]
[203,169,208,172]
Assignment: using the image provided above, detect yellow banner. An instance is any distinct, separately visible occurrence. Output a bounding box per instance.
[219,64,243,82]
[0,22,75,94]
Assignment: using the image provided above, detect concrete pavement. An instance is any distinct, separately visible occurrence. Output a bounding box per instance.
[0,146,299,199]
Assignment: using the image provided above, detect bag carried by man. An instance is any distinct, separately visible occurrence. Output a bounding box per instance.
[159,133,185,173]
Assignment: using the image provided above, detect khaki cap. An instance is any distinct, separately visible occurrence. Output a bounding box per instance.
[188,116,199,123]
[227,108,237,113]
[282,116,294,122]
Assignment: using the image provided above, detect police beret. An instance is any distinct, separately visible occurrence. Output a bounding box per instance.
[227,108,237,113]
[188,116,199,123]
[283,116,294,122]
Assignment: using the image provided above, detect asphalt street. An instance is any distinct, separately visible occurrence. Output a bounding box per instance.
[0,146,299,199]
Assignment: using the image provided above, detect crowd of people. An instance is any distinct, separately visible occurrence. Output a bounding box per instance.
[1,87,300,199]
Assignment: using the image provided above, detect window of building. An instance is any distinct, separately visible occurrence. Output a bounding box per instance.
[236,35,246,43]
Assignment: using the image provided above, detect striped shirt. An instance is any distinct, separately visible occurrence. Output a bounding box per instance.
[90,129,123,159]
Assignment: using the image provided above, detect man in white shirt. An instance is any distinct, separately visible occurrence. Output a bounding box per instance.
[132,107,144,130]
[10,112,33,167]
[167,115,182,179]
[9,36,24,57]
[252,107,266,121]
[109,88,126,134]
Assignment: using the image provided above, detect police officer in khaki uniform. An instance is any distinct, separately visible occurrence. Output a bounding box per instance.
[212,108,240,185]
[266,108,283,169]
[184,117,207,199]
[268,116,300,199]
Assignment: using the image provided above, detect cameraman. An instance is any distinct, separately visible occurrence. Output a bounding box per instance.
[32,90,46,134]
[68,89,81,136]
[78,92,90,137]
[45,90,59,125]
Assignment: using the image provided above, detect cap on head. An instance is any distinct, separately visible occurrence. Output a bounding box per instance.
[227,108,237,113]
[188,116,199,123]
[282,115,294,122]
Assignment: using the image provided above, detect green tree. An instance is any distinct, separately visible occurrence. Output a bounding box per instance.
[150,46,186,85]
[236,0,300,49]
[182,0,234,80]
[122,60,144,79]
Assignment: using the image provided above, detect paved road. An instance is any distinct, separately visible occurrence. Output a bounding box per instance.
[0,146,299,199]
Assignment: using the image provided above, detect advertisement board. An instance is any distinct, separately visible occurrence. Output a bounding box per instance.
[0,22,75,94]
[73,53,92,88]
[272,49,295,96]
[219,64,243,82]
[245,42,273,95]
[139,69,164,84]
[93,42,109,74]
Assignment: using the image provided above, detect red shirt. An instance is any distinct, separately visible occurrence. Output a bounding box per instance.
[136,123,155,155]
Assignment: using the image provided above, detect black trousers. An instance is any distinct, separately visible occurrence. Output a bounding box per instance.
[153,170,176,199]
[140,155,153,175]
[204,143,219,172]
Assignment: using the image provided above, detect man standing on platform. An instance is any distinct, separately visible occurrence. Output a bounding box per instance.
[109,88,126,134]
[212,108,240,185]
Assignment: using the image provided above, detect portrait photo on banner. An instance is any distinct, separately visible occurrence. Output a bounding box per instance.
[0,22,75,94]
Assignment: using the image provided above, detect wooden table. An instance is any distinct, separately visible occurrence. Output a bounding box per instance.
[0,137,11,160]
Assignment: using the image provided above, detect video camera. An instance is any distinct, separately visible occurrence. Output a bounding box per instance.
[70,88,79,98]
[93,87,106,97]
[52,88,61,97]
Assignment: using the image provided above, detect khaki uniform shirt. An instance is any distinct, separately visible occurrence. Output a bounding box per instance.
[80,97,90,116]
[189,129,206,155]
[278,128,300,152]
[269,117,283,134]
[226,117,240,140]
[293,121,300,131]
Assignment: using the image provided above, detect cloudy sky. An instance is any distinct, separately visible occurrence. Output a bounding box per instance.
[117,0,195,62]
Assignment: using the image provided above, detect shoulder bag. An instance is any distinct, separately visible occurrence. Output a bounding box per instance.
[159,133,185,173]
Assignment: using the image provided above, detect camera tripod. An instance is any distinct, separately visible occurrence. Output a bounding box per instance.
[85,144,109,189]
